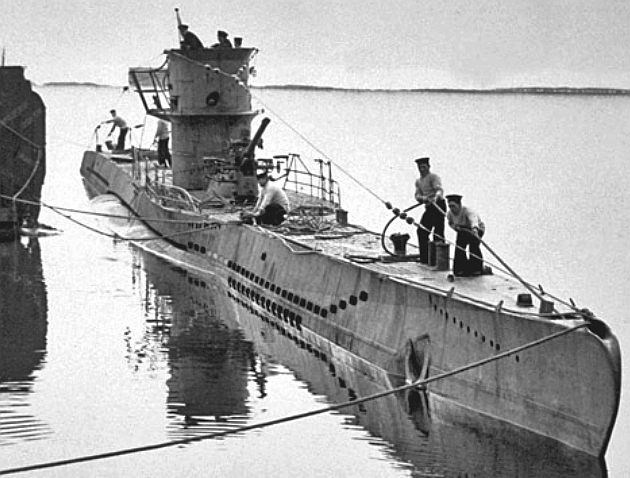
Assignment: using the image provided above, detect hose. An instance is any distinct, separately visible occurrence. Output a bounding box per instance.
[380,202,422,256]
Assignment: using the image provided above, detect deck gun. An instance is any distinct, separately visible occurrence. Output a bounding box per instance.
[236,117,271,202]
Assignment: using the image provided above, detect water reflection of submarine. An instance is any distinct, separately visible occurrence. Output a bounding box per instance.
[0,238,50,444]
[216,266,605,478]
[0,238,48,381]
[137,252,253,425]
[137,251,604,477]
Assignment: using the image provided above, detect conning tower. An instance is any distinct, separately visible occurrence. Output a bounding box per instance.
[167,48,257,193]
[130,45,259,200]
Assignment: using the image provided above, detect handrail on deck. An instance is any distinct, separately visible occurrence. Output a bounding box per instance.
[277,153,341,207]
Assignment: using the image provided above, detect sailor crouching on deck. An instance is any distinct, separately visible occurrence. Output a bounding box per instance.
[446,194,486,276]
[414,157,446,263]
[242,171,290,226]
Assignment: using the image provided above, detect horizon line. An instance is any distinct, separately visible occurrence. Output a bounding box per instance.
[34,81,630,96]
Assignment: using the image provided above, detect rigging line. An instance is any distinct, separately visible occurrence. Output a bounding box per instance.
[11,148,43,200]
[48,134,92,149]
[0,118,45,149]
[248,92,565,307]
[246,93,566,309]
[386,203,511,277]
[0,322,588,476]
[431,201,557,311]
[250,93,385,204]
[385,205,578,311]
[47,205,223,242]
[0,194,207,225]
[2,191,575,311]
[168,50,251,89]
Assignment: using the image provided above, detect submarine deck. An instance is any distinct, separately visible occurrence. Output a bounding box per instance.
[109,155,575,319]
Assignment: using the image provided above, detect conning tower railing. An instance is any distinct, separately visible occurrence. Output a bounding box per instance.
[128,63,171,119]
[267,153,341,208]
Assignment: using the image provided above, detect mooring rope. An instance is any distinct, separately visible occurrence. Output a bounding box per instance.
[248,93,555,306]
[0,194,211,225]
[0,118,45,150]
[0,322,588,476]
[46,204,222,242]
[11,148,43,201]
[0,118,45,206]
[0,192,576,311]
[432,201,552,306]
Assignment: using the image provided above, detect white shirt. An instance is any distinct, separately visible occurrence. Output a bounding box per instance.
[254,180,290,214]
[154,120,170,140]
[447,205,485,232]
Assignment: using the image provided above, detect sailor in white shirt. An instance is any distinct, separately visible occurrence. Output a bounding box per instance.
[246,171,290,225]
[446,194,486,276]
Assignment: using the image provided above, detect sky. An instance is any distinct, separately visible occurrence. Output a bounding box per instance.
[2,0,630,89]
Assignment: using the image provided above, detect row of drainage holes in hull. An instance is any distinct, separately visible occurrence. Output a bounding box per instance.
[228,274,354,319]
[227,260,369,311]
[228,280,304,331]
[432,302,521,363]
[230,291,313,356]
[189,222,216,230]
[187,242,207,254]
[187,276,208,288]
[230,290,364,411]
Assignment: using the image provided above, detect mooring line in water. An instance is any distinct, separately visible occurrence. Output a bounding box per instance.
[0,194,227,226]
[46,204,225,242]
[0,322,589,476]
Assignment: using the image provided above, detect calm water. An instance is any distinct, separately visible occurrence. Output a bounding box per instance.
[1,84,629,476]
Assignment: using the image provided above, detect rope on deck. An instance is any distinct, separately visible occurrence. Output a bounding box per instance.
[0,322,589,476]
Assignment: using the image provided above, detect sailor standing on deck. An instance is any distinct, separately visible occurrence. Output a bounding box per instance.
[446,194,486,276]
[103,110,129,151]
[243,171,290,226]
[414,157,446,263]
[153,119,171,167]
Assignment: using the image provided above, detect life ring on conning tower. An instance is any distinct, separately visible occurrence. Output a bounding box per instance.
[405,335,431,388]
[206,91,220,107]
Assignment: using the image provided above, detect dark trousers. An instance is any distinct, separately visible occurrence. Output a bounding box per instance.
[416,198,446,262]
[454,229,484,275]
[117,127,129,151]
[157,138,171,166]
[255,204,287,226]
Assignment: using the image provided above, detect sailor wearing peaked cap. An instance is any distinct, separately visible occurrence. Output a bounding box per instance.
[242,171,289,226]
[446,195,487,276]
[413,156,445,263]
[445,194,462,203]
